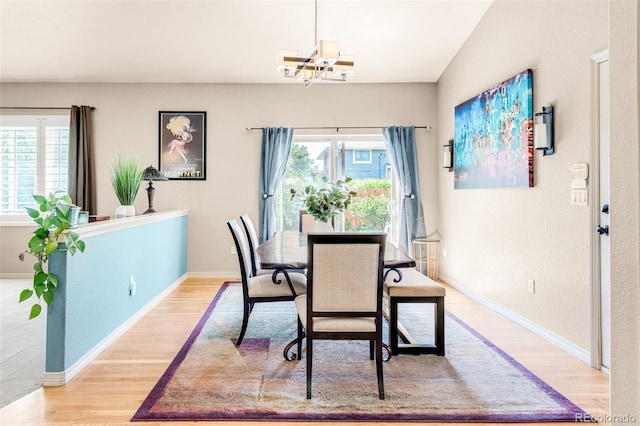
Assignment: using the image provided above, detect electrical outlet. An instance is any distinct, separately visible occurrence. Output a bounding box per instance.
[129,275,137,296]
[528,279,535,294]
[230,245,237,255]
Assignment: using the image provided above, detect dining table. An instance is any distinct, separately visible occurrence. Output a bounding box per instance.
[256,231,417,360]
[257,230,416,271]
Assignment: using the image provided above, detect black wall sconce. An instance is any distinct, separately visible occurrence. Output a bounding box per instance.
[443,139,454,171]
[534,104,554,156]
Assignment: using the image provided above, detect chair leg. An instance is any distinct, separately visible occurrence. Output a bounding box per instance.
[235,301,251,346]
[369,340,374,360]
[376,337,385,400]
[389,297,399,355]
[306,338,313,399]
[297,318,304,360]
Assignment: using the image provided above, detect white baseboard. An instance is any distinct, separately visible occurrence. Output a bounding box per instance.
[0,273,31,279]
[439,273,591,365]
[188,271,240,279]
[43,273,188,386]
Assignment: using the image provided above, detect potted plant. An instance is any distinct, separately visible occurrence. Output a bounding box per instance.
[19,191,86,319]
[290,177,357,229]
[110,154,144,217]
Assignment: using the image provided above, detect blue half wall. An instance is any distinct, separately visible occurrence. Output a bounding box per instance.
[46,211,188,377]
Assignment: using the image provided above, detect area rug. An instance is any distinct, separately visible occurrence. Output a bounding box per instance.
[132,282,592,422]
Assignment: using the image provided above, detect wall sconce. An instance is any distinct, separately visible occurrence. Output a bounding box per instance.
[443,140,454,171]
[534,104,554,156]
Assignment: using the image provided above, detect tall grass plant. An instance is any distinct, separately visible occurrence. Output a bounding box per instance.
[110,154,144,205]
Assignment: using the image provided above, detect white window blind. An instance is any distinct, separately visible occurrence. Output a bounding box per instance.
[0,115,70,214]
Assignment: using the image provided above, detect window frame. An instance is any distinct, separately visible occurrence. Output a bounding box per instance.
[276,133,400,244]
[0,114,70,218]
[352,149,372,164]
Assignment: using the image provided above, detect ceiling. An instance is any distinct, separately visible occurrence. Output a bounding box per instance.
[0,0,492,84]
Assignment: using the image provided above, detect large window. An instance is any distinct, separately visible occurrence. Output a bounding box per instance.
[275,135,400,244]
[0,115,70,214]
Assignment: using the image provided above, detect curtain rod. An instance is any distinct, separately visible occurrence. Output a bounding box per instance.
[0,106,95,110]
[246,125,432,132]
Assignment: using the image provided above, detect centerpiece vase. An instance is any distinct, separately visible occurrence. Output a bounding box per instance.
[313,220,334,232]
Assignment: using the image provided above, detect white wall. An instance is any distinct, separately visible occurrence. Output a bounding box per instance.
[0,83,438,276]
[436,1,607,352]
[609,0,640,419]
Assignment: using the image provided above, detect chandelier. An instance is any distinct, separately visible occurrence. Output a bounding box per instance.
[277,0,355,87]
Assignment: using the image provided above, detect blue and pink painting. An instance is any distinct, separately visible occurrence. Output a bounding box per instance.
[454,69,534,189]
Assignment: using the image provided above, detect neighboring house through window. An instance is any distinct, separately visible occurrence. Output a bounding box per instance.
[0,115,70,215]
[275,135,401,244]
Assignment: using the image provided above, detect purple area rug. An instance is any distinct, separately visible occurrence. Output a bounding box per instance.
[132,282,593,422]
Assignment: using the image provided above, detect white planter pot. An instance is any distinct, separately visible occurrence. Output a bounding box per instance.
[116,205,135,218]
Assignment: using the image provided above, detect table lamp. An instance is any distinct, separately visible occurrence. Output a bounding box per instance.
[142,165,168,214]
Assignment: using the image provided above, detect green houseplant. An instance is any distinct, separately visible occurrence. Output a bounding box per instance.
[290,177,357,223]
[110,154,144,216]
[19,191,86,319]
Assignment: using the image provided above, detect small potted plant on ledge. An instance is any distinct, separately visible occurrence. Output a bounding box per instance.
[110,154,144,217]
[290,177,357,231]
[19,191,86,319]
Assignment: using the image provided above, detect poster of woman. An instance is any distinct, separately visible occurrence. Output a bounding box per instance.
[159,111,206,180]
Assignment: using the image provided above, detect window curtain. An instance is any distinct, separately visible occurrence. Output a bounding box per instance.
[382,126,427,255]
[258,127,294,243]
[68,105,96,214]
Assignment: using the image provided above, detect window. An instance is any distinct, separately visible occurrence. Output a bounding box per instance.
[352,149,372,163]
[0,115,70,214]
[275,135,401,244]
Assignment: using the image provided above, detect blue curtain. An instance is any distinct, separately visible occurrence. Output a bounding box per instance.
[382,126,427,255]
[258,127,294,243]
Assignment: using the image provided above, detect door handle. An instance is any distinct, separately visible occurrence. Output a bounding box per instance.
[597,225,609,236]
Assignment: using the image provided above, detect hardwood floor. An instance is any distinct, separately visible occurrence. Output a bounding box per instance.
[0,277,609,425]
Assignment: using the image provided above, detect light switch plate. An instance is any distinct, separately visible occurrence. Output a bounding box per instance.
[571,189,588,206]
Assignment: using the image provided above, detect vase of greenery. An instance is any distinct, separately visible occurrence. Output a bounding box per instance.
[110,154,144,217]
[290,177,357,230]
[19,191,86,319]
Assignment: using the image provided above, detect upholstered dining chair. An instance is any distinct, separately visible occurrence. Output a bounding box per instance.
[227,219,307,345]
[294,233,387,399]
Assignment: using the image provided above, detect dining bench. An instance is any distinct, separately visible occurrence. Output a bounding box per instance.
[383,267,446,356]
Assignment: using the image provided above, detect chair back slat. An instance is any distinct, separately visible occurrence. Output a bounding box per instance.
[240,214,260,275]
[227,219,253,281]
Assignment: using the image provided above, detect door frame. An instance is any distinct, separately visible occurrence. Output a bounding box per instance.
[590,48,609,370]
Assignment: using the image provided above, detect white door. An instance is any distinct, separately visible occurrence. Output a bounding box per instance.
[598,58,610,370]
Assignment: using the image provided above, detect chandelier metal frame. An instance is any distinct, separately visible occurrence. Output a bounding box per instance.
[277,0,355,87]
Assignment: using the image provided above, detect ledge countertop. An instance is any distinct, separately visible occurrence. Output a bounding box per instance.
[68,209,189,239]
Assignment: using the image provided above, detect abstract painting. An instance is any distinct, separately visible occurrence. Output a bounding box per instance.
[454,69,533,189]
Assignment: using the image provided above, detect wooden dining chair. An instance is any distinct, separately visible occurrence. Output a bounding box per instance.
[294,233,387,399]
[227,219,307,345]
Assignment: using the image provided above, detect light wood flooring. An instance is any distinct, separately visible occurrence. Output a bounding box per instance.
[0,278,610,425]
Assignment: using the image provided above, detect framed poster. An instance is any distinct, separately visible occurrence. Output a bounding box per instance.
[159,111,206,180]
[454,69,533,189]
